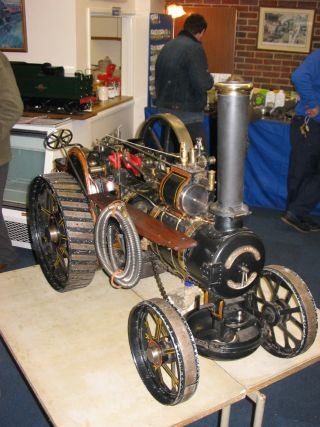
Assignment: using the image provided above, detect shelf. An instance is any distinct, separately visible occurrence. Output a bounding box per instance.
[91,36,121,41]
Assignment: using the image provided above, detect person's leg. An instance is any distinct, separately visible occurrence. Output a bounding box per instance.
[286,117,320,217]
[0,163,16,265]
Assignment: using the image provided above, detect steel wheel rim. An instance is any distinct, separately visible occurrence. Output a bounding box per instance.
[128,298,199,405]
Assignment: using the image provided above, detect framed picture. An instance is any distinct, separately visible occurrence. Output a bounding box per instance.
[0,0,28,52]
[257,7,314,53]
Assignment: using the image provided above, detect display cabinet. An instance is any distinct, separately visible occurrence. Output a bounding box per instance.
[3,121,71,248]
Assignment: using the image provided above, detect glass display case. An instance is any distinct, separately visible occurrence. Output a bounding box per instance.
[2,122,67,248]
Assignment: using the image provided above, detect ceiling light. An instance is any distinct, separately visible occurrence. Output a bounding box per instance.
[167,4,186,19]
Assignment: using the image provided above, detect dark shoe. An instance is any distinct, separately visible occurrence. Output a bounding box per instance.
[281,212,311,233]
[301,216,320,232]
[0,262,8,272]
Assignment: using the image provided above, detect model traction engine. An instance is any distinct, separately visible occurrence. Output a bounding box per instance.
[29,81,318,406]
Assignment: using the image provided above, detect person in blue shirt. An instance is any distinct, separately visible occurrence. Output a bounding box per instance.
[281,49,320,232]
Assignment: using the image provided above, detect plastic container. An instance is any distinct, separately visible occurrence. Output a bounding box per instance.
[265,91,275,108]
[274,90,285,108]
[168,281,202,315]
[107,86,116,99]
[97,85,109,101]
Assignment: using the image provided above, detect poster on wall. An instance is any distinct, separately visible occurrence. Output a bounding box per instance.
[257,7,314,54]
[148,13,172,108]
[0,0,28,52]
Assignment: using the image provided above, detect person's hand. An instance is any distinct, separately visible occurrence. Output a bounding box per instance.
[306,105,319,118]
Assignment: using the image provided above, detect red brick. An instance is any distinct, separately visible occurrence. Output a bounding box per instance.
[240,12,258,18]
[240,0,258,5]
[239,25,258,31]
[296,2,317,8]
[167,0,319,90]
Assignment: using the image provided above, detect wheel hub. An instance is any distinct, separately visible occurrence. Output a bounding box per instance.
[261,300,289,326]
[146,339,163,367]
[46,223,60,244]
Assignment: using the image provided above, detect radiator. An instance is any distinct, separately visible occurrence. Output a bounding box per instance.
[2,207,31,249]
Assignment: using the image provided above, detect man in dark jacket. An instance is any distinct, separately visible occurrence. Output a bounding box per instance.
[155,14,213,153]
[0,52,24,271]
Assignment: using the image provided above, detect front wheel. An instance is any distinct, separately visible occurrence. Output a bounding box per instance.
[251,265,318,357]
[128,298,199,405]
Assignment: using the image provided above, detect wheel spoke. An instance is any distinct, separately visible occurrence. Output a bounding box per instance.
[279,306,300,316]
[277,322,300,347]
[284,291,292,303]
[271,279,281,300]
[147,127,163,151]
[288,313,303,330]
[154,316,164,341]
[40,206,52,217]
[53,245,68,270]
[162,124,171,152]
[269,325,277,344]
[161,362,179,390]
[255,291,266,304]
[143,318,153,342]
[154,363,164,384]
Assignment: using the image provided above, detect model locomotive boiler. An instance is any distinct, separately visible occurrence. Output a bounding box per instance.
[28,81,318,406]
[11,61,95,114]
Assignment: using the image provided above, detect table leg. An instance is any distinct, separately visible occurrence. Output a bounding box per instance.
[220,405,231,427]
[247,391,266,427]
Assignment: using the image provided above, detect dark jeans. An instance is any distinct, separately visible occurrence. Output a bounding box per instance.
[0,163,16,264]
[286,116,320,217]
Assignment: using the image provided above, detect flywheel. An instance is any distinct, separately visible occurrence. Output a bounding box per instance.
[128,298,199,405]
[136,113,193,154]
[29,172,97,291]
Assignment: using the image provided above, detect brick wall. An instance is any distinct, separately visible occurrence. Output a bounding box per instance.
[165,0,320,90]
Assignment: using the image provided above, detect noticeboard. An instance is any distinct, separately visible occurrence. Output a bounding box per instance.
[148,13,172,108]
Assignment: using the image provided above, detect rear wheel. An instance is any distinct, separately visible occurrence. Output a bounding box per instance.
[29,172,97,291]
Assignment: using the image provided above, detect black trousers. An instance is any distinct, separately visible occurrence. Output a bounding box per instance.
[286,116,320,217]
[0,163,16,264]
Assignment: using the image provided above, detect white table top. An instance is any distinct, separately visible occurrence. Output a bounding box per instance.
[0,266,245,427]
[133,271,320,395]
[216,316,320,393]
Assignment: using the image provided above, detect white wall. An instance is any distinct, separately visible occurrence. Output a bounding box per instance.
[131,11,150,132]
[5,0,166,133]
[7,0,77,74]
[90,39,121,69]
[76,0,156,133]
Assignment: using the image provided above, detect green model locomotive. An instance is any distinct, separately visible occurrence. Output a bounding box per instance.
[11,61,95,114]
